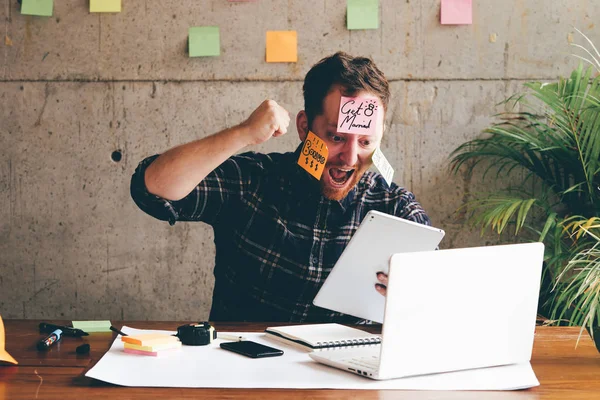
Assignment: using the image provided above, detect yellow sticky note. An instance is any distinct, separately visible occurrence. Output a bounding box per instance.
[124,342,182,352]
[266,31,297,63]
[298,131,329,180]
[90,0,121,13]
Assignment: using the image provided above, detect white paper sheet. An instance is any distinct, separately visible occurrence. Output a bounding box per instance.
[85,327,539,390]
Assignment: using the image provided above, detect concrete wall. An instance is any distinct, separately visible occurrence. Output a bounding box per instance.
[1,0,598,320]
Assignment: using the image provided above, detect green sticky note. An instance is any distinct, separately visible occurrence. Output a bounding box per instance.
[72,320,112,333]
[21,0,53,17]
[189,27,220,57]
[347,0,379,30]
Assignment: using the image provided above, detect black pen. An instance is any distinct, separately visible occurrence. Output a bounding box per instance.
[110,325,128,336]
[39,322,89,337]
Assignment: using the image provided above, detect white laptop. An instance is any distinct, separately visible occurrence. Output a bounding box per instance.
[313,210,445,323]
[310,242,544,380]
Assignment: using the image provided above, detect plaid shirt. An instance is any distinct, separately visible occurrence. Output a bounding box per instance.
[130,146,430,322]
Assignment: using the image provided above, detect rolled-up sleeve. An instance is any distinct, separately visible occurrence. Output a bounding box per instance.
[130,155,180,225]
[130,153,260,226]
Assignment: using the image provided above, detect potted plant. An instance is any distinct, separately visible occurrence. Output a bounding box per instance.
[449,30,600,351]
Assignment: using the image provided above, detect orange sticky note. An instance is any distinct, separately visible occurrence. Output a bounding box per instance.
[0,315,17,365]
[121,333,179,346]
[266,31,297,63]
[298,131,329,180]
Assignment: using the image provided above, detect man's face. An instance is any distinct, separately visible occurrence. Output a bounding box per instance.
[309,86,384,201]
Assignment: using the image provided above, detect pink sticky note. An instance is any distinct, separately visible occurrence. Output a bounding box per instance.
[441,0,472,25]
[123,347,179,357]
[337,96,380,135]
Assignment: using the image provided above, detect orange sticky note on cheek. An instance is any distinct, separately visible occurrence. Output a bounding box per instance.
[298,131,328,180]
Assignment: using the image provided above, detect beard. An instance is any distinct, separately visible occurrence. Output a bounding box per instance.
[320,161,371,201]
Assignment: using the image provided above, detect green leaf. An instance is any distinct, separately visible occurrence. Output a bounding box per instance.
[539,212,557,242]
[448,55,600,335]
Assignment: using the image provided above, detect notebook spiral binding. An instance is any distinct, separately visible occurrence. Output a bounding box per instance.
[315,336,381,349]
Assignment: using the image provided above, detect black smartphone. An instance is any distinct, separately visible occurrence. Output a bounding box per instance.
[220,340,284,358]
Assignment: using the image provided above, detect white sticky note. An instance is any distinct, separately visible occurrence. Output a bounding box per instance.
[372,147,394,186]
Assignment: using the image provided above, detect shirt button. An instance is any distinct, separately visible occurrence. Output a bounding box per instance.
[312,257,318,264]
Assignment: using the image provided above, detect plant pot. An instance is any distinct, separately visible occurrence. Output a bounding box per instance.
[586,326,600,353]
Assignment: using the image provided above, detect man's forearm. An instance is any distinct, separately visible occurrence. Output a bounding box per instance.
[144,125,250,201]
[144,99,291,201]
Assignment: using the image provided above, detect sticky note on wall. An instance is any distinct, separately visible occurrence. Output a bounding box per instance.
[266,31,297,63]
[21,0,53,17]
[90,0,122,13]
[347,0,379,30]
[189,27,221,57]
[441,0,472,25]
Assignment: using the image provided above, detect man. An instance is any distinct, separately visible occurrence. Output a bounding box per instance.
[130,52,430,322]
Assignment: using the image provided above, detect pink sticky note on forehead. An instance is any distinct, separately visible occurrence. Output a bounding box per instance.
[337,96,380,135]
[441,0,472,25]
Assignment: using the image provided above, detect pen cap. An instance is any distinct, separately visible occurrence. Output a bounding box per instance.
[76,343,91,354]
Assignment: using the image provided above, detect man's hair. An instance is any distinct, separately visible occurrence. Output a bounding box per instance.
[303,52,390,128]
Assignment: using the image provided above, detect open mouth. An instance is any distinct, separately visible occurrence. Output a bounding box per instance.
[328,167,355,186]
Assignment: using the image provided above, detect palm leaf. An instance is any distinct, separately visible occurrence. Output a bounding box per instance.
[460,194,540,236]
[551,234,600,345]
[449,57,600,335]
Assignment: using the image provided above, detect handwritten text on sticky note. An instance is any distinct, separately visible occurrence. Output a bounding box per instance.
[441,0,472,25]
[338,96,380,135]
[372,147,394,187]
[298,131,329,180]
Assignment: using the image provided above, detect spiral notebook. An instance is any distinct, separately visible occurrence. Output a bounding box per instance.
[264,323,381,352]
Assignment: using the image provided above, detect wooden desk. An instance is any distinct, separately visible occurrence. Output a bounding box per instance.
[0,321,598,399]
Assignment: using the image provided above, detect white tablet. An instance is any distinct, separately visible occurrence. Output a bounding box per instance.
[313,210,445,323]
